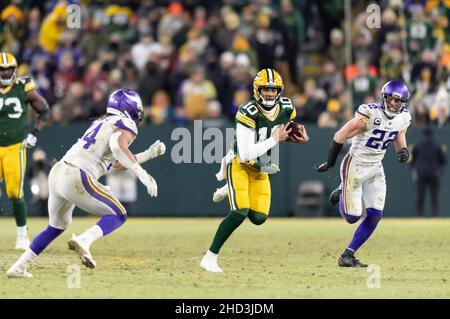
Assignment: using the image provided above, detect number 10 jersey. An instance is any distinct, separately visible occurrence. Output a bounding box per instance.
[350,103,411,163]
[63,115,138,180]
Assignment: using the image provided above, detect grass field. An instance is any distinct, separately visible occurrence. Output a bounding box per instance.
[0,217,449,299]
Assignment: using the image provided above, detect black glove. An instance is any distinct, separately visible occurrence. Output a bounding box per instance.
[313,140,343,173]
[313,162,331,172]
[397,147,409,163]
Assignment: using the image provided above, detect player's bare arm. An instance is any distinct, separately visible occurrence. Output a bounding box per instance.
[27,90,50,132]
[23,90,50,148]
[313,117,367,172]
[334,117,367,143]
[394,128,409,163]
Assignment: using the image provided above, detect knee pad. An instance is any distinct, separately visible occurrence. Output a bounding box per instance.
[248,210,267,225]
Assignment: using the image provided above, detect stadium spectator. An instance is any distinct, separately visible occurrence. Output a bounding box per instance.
[2,0,447,129]
[350,59,377,109]
[38,1,68,54]
[0,4,25,54]
[410,127,448,216]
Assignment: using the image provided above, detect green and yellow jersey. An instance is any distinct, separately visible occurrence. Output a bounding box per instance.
[0,76,35,146]
[232,97,296,171]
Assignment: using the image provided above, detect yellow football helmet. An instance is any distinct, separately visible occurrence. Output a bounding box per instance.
[253,68,284,110]
[0,52,18,86]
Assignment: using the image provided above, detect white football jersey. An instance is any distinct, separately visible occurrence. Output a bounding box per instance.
[63,115,138,179]
[349,103,411,163]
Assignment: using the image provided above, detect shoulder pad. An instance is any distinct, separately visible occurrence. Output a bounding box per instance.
[16,76,35,92]
[355,104,372,122]
[236,101,257,129]
[114,117,138,137]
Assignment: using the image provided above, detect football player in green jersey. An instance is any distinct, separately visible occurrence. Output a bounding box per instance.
[0,52,50,250]
[201,68,309,272]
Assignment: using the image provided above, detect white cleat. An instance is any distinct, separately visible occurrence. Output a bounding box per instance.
[68,234,96,269]
[6,266,33,278]
[15,235,30,250]
[200,254,223,272]
[212,186,228,203]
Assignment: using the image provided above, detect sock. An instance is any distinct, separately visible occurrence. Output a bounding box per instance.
[11,248,38,270]
[205,250,218,261]
[347,208,383,252]
[11,198,27,227]
[78,225,103,248]
[209,209,248,254]
[29,225,64,255]
[17,225,28,237]
[342,248,355,257]
[96,214,127,236]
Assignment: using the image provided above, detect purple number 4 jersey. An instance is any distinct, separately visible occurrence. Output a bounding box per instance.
[63,115,138,179]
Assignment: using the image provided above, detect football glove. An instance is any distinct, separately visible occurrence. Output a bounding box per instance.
[149,140,166,159]
[136,169,158,197]
[313,162,331,172]
[22,133,37,148]
[397,147,409,163]
[135,140,166,164]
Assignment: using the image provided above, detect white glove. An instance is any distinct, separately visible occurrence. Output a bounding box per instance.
[136,168,158,197]
[22,133,37,148]
[136,140,166,164]
[148,140,166,159]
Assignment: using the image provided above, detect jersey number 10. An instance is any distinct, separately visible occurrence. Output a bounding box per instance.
[365,129,399,150]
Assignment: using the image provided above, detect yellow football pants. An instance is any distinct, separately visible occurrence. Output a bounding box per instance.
[0,142,26,199]
[226,157,271,215]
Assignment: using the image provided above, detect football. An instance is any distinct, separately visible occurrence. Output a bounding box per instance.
[286,121,305,140]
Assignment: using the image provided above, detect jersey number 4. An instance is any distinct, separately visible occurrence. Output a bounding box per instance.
[365,129,399,150]
[82,123,102,149]
[0,97,23,118]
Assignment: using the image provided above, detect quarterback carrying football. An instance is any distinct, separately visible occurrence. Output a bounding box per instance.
[0,52,50,250]
[7,89,165,278]
[313,80,411,267]
[201,69,309,272]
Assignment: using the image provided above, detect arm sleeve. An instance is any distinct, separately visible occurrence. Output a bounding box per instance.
[236,123,277,162]
[109,131,145,177]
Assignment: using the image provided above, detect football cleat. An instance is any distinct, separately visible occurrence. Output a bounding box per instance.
[6,266,33,278]
[15,235,30,250]
[338,254,368,268]
[212,185,228,203]
[68,234,96,269]
[329,184,342,206]
[200,252,223,272]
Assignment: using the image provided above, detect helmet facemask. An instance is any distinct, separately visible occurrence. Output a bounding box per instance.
[381,93,408,119]
[256,86,283,111]
[0,67,16,87]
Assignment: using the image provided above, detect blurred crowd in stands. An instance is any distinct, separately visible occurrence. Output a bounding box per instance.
[1,0,450,128]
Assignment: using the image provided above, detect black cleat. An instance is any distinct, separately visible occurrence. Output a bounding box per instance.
[338,254,368,268]
[329,185,342,206]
